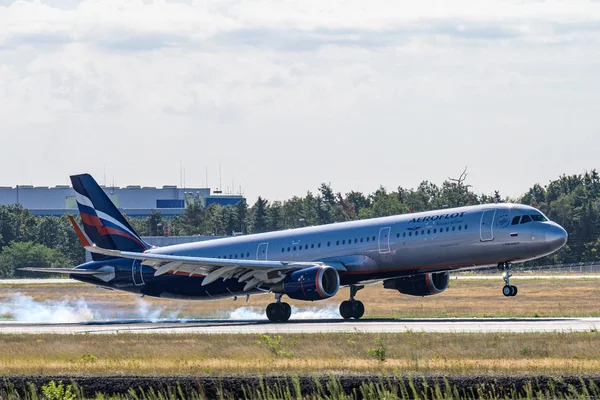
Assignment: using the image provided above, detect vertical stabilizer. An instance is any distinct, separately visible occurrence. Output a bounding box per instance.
[70,174,149,256]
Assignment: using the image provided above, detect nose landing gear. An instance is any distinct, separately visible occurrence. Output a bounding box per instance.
[339,284,365,320]
[498,262,518,297]
[266,294,292,322]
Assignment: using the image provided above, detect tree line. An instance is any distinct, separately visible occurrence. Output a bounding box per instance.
[0,170,599,277]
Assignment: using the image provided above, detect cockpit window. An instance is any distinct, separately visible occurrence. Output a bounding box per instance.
[511,216,520,225]
[520,215,532,224]
[530,214,547,222]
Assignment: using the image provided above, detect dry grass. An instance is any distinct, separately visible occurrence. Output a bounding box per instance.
[1,332,600,375]
[1,278,600,318]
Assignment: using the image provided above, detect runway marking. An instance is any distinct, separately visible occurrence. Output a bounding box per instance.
[0,318,599,334]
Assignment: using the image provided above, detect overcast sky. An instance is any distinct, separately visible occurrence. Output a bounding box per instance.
[1,0,599,202]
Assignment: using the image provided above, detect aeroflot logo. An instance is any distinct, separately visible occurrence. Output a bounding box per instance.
[409,212,466,223]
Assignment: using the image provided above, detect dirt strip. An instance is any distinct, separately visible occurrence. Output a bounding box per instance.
[2,375,600,398]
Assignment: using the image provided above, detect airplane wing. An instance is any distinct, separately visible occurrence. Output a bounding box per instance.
[68,216,331,291]
[20,267,108,275]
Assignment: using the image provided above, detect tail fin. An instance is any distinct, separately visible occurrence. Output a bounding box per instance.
[70,174,149,259]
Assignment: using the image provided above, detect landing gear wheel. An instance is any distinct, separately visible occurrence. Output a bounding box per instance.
[339,300,365,319]
[340,301,353,320]
[499,262,518,297]
[502,285,518,297]
[282,302,292,320]
[352,301,365,319]
[266,302,291,322]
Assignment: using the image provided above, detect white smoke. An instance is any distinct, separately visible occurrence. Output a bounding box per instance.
[0,293,339,323]
[0,293,181,323]
[0,294,94,323]
[227,305,339,320]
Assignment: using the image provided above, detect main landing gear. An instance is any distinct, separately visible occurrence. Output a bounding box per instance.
[498,262,518,297]
[266,294,292,322]
[339,284,365,320]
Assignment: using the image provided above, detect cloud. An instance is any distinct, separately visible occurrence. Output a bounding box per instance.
[1,0,600,51]
[0,0,599,202]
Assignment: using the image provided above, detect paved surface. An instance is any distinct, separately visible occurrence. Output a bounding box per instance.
[0,317,599,334]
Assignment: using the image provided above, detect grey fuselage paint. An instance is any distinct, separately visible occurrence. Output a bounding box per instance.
[72,203,567,300]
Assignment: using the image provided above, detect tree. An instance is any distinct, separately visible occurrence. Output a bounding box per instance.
[268,201,284,232]
[235,199,249,234]
[346,191,370,218]
[146,210,164,236]
[0,241,69,278]
[251,197,268,234]
[172,202,205,235]
[0,205,38,251]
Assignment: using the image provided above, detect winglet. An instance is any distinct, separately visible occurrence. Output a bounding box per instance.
[69,215,93,248]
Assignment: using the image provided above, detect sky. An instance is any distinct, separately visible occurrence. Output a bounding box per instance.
[1,0,599,203]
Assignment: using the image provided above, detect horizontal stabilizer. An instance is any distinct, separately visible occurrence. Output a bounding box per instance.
[19,267,108,275]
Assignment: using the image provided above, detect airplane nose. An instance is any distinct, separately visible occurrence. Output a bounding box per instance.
[546,223,568,250]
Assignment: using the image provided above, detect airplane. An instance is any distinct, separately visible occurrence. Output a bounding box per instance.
[25,174,568,322]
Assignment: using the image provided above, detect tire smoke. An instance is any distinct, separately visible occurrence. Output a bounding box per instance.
[0,293,181,323]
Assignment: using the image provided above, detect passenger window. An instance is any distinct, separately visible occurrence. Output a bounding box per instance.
[464,225,468,230]
[409,232,412,236]
[458,226,462,231]
[427,229,430,234]
[311,244,314,249]
[360,238,364,242]
[434,229,437,233]
[305,245,308,250]
[354,239,358,243]
[293,246,296,251]
[452,226,456,231]
[287,247,290,252]
[342,240,346,245]
[372,236,376,241]
[421,230,424,235]
[247,253,250,257]
[521,215,532,224]
[318,243,321,248]
[366,237,370,242]
[511,216,520,225]
[446,227,450,232]
[403,232,406,237]
[282,248,284,253]
[327,242,330,247]
[336,241,340,246]
[415,231,419,236]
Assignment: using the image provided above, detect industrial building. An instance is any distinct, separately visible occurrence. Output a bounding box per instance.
[0,184,244,218]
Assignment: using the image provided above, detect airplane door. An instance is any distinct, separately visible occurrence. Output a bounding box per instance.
[132,260,144,286]
[256,242,269,260]
[480,210,496,242]
[378,227,391,253]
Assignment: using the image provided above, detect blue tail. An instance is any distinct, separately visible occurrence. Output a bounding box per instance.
[70,174,149,259]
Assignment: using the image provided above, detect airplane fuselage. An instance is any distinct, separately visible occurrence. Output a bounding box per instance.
[73,203,567,301]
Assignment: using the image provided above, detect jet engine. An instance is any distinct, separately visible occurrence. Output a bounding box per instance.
[272,265,340,301]
[383,272,450,296]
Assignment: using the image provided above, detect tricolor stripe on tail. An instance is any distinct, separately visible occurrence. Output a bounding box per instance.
[70,174,149,259]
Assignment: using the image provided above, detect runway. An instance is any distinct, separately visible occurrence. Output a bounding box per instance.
[1,317,599,334]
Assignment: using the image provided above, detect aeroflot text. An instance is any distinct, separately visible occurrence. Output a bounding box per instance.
[409,212,467,224]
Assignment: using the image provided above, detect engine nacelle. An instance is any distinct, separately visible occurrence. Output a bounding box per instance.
[383,272,450,296]
[272,266,340,301]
